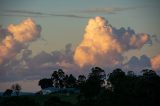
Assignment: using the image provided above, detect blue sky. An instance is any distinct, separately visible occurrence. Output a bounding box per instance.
[0,0,160,92]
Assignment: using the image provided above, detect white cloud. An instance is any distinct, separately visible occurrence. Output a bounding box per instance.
[74,16,150,67]
[0,18,41,64]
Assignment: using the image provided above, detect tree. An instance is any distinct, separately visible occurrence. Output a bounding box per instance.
[51,69,65,88]
[77,75,86,88]
[134,69,160,106]
[63,75,69,88]
[107,68,126,91]
[58,69,65,88]
[67,74,77,88]
[11,83,21,96]
[80,67,106,98]
[106,68,160,106]
[78,75,86,82]
[57,69,65,80]
[141,69,158,78]
[38,78,53,89]
[90,67,106,85]
[51,71,59,87]
[3,89,13,96]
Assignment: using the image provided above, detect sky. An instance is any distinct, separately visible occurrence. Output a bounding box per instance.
[0,0,160,92]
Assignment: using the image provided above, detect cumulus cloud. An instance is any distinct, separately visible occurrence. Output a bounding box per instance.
[74,16,150,67]
[0,18,41,64]
[25,43,76,72]
[151,54,160,70]
[0,16,158,85]
[152,35,160,43]
[0,27,9,41]
[8,19,41,42]
[124,55,151,72]
[0,42,79,82]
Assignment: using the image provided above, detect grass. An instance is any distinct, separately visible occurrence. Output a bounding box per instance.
[0,93,78,106]
[52,93,78,104]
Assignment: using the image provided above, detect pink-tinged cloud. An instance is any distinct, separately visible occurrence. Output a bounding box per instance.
[74,16,150,67]
[0,16,156,84]
[0,18,41,64]
[151,54,160,70]
[7,18,41,42]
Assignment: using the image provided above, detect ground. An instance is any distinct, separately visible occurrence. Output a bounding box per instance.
[0,93,78,106]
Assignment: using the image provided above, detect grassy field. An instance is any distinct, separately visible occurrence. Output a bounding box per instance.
[33,94,78,105]
[0,93,78,106]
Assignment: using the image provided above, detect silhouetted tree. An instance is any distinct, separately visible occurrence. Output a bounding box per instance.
[77,75,86,88]
[63,75,69,88]
[11,83,21,96]
[51,69,78,88]
[80,67,106,99]
[51,71,59,87]
[133,69,160,106]
[67,74,77,88]
[107,68,126,91]
[141,69,158,77]
[105,68,160,106]
[51,69,65,88]
[78,75,86,82]
[58,69,65,88]
[38,78,53,89]
[90,67,106,85]
[3,89,13,96]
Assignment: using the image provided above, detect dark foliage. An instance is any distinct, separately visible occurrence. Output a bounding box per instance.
[51,69,78,88]
[44,96,72,106]
[3,89,13,96]
[0,96,39,106]
[38,78,53,89]
[79,67,106,100]
[78,68,160,106]
[66,74,77,88]
[11,84,21,96]
[77,75,86,88]
[2,67,159,106]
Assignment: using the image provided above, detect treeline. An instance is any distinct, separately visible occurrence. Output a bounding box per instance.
[77,68,160,106]
[1,67,160,106]
[3,84,21,96]
[38,69,81,89]
[38,67,160,106]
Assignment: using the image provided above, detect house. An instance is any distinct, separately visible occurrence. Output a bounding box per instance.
[38,87,80,95]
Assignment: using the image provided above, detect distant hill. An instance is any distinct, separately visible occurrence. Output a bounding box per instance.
[0,92,34,96]
[0,92,3,96]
